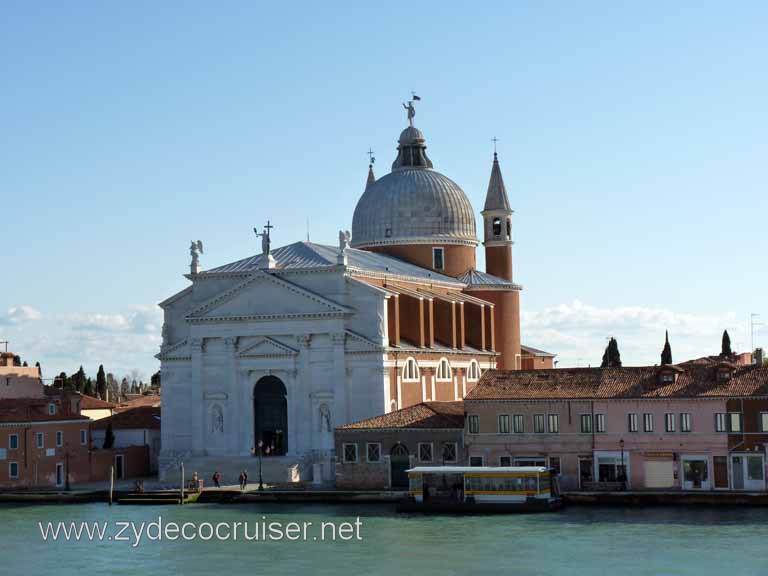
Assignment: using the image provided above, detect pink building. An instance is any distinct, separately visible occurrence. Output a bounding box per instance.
[465,364,766,491]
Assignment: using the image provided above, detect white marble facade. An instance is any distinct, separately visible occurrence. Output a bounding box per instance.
[157,262,390,478]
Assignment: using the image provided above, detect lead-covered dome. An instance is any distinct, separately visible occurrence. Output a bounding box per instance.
[351,125,477,248]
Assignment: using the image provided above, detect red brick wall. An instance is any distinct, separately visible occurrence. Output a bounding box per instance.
[366,244,476,277]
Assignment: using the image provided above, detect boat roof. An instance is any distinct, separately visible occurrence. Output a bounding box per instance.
[407,466,548,474]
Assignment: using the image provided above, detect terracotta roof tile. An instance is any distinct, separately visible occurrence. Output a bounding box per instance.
[92,405,161,430]
[338,401,464,430]
[0,399,89,423]
[79,395,116,410]
[468,364,768,401]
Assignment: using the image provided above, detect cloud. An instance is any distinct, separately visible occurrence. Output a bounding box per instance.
[522,300,743,368]
[68,305,162,335]
[0,305,43,325]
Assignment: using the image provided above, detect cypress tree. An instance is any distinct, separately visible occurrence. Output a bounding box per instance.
[103,422,115,449]
[661,331,673,365]
[96,365,107,399]
[721,330,732,357]
[601,337,622,368]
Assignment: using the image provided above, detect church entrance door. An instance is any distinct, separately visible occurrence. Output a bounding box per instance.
[254,376,288,456]
[390,443,410,489]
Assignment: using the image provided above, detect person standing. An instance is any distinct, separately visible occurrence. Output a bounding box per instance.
[238,471,245,491]
[212,471,221,488]
[243,470,248,491]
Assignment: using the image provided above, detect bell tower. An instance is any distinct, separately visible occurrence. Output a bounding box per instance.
[482,150,514,281]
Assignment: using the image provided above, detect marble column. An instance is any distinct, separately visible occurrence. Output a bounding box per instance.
[331,332,347,425]
[297,334,312,454]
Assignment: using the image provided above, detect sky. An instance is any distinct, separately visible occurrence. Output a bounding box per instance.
[1,1,766,380]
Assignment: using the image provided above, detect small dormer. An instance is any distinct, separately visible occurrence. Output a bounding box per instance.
[658,365,683,385]
[716,361,735,381]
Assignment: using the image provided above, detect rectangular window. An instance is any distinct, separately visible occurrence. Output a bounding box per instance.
[36,432,44,449]
[715,413,727,433]
[665,413,676,433]
[729,413,743,433]
[468,414,480,434]
[432,247,445,271]
[342,443,358,463]
[761,412,768,433]
[469,456,483,467]
[628,413,638,433]
[548,456,562,476]
[533,414,545,433]
[548,414,560,434]
[80,429,87,446]
[56,431,63,447]
[513,414,525,434]
[499,456,512,467]
[442,442,457,463]
[366,443,381,463]
[418,442,433,463]
[498,414,510,434]
[580,414,593,434]
[9,434,19,450]
[48,404,55,415]
[680,413,691,433]
[595,414,606,433]
[643,413,654,433]
[9,462,19,479]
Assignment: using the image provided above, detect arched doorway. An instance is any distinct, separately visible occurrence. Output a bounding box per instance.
[254,376,287,456]
[390,443,410,489]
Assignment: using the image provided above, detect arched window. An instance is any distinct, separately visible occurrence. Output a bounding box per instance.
[467,360,481,381]
[492,218,502,237]
[436,358,452,381]
[402,357,420,382]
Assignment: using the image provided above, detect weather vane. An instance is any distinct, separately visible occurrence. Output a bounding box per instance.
[492,136,499,155]
[367,148,375,165]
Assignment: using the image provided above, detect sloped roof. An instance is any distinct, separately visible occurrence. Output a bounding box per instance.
[79,395,116,410]
[338,401,464,430]
[202,241,462,285]
[457,268,522,290]
[521,345,557,358]
[468,364,768,401]
[113,394,161,413]
[0,399,89,423]
[92,405,161,430]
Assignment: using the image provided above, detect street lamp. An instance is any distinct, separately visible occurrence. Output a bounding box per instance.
[257,440,264,491]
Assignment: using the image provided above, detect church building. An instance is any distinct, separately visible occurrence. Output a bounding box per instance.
[156,100,554,481]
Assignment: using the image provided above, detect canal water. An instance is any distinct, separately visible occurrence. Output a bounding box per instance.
[1,503,766,575]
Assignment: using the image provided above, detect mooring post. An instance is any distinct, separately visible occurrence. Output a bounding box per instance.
[180,462,185,504]
[108,465,114,506]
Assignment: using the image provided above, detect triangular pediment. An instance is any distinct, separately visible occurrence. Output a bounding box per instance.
[238,337,298,358]
[156,339,190,361]
[345,330,385,353]
[187,270,351,321]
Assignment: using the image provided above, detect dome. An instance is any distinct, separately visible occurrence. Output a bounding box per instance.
[399,126,425,144]
[351,167,478,248]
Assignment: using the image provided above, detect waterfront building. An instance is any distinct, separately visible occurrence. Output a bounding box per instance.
[0,352,92,488]
[335,401,464,490]
[157,101,554,481]
[91,395,162,477]
[465,360,768,491]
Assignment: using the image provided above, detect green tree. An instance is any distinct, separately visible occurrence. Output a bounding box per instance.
[72,366,86,392]
[601,337,622,368]
[103,422,115,449]
[83,377,94,396]
[96,365,107,399]
[660,330,673,365]
[721,330,732,357]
